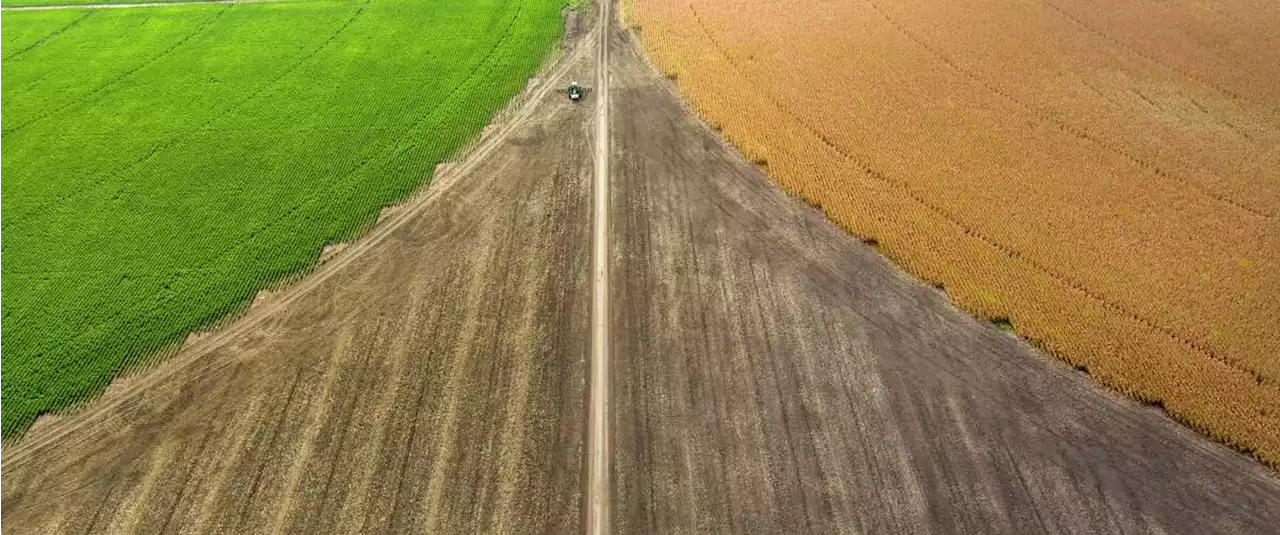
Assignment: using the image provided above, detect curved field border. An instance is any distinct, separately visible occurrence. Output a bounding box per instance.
[633,0,1280,467]
[1,0,568,438]
[1,18,596,469]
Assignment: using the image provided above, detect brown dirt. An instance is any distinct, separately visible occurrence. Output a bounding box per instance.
[3,4,1279,534]
[0,22,599,533]
[606,18,1280,533]
[633,0,1280,466]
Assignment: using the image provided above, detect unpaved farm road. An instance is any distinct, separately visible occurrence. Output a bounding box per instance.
[584,0,611,533]
[4,1,1280,533]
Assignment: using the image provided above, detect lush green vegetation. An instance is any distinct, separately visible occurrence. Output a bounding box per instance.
[1,0,230,7]
[1,0,565,436]
[2,0,195,7]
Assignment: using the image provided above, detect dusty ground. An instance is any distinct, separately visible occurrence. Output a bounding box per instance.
[0,18,597,533]
[3,4,1280,534]
[631,0,1280,463]
[606,20,1280,533]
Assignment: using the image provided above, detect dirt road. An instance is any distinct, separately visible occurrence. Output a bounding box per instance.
[605,16,1280,534]
[3,3,1280,534]
[584,0,612,533]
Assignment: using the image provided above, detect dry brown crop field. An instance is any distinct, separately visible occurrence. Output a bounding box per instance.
[632,0,1280,465]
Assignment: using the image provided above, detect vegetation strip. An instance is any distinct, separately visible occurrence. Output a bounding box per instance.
[1,0,567,437]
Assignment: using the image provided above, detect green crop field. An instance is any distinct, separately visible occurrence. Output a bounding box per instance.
[1,0,225,7]
[1,0,566,437]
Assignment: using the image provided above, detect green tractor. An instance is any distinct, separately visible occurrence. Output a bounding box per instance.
[568,81,584,102]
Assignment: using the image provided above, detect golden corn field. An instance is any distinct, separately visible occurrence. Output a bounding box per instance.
[633,0,1280,466]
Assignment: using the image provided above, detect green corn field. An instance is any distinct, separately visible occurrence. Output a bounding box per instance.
[1,0,567,437]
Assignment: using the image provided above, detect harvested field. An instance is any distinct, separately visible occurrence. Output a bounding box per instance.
[0,26,597,531]
[4,3,1280,533]
[0,0,565,438]
[632,0,1280,465]
[607,19,1280,532]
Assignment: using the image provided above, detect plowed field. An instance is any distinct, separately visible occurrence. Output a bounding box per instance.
[632,0,1280,466]
[5,6,1280,533]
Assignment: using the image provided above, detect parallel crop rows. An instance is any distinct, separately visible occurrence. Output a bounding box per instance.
[0,0,565,437]
[634,0,1280,466]
[2,0,206,7]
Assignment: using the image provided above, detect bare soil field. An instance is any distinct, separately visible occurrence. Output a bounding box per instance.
[0,20,597,532]
[607,17,1280,533]
[632,0,1280,464]
[4,4,1280,534]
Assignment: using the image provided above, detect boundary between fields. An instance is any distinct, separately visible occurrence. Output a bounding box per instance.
[684,2,1273,390]
[1,17,601,470]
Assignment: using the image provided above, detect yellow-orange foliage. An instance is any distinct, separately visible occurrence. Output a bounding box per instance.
[634,0,1280,465]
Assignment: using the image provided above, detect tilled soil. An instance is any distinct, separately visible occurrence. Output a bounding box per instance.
[0,33,598,533]
[631,0,1280,465]
[606,21,1280,534]
[3,6,1279,534]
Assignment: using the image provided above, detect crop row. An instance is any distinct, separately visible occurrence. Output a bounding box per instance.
[0,0,566,437]
[634,0,1280,466]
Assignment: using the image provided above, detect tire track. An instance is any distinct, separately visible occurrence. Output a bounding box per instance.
[861,0,1273,219]
[3,0,538,441]
[232,363,305,531]
[375,259,466,534]
[2,10,94,62]
[2,3,231,137]
[0,16,598,471]
[7,0,369,226]
[1035,0,1263,108]
[154,366,245,532]
[77,470,122,535]
[298,324,381,534]
[4,10,596,532]
[609,15,1280,530]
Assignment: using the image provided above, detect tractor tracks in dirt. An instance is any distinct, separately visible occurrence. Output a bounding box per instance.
[8,2,1280,534]
[2,8,601,527]
[603,8,1280,533]
[0,20,600,472]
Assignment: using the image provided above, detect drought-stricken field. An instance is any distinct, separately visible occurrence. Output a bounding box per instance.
[0,0,564,437]
[632,0,1280,465]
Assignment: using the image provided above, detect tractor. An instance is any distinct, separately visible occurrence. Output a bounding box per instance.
[568,81,585,101]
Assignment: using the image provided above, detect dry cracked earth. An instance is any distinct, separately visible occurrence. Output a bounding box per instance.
[3,5,1279,534]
